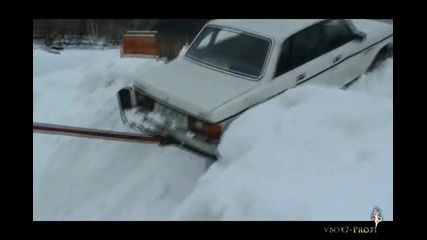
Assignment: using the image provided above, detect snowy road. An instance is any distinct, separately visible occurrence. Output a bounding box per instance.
[33,47,393,220]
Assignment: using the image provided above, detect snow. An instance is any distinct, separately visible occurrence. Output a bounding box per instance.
[33,48,393,221]
[33,49,210,220]
[174,61,393,220]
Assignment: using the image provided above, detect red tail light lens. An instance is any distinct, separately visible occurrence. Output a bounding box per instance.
[188,117,222,140]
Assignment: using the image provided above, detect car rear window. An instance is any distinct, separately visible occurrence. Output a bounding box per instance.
[185,26,271,79]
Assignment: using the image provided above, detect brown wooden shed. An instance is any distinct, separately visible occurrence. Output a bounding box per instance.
[121,19,210,61]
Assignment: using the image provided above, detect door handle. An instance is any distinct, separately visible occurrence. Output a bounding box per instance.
[333,55,342,63]
[297,73,306,81]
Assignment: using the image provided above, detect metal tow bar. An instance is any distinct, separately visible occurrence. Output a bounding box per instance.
[33,122,164,144]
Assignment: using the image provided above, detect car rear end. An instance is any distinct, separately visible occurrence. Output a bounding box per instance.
[117,86,225,159]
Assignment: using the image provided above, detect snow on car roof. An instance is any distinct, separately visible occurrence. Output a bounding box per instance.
[208,19,324,42]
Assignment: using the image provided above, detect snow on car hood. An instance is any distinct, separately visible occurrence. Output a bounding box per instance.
[133,57,258,120]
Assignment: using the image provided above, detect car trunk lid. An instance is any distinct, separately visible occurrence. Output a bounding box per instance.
[133,57,258,120]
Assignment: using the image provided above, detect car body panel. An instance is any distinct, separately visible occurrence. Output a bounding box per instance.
[133,57,259,122]
[121,19,393,157]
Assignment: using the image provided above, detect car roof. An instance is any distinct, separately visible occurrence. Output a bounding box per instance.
[207,19,324,42]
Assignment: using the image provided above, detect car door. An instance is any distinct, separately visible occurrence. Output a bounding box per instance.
[271,22,335,92]
[321,19,367,87]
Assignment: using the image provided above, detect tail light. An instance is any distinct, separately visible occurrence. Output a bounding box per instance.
[188,117,222,140]
[136,92,155,111]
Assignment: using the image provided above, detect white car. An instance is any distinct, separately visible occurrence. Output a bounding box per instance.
[117,19,393,159]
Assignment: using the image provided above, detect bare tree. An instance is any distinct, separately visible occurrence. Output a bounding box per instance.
[34,19,158,46]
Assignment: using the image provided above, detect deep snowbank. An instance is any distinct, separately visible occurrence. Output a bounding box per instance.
[33,49,163,130]
[34,48,392,221]
[33,49,210,220]
[173,59,393,220]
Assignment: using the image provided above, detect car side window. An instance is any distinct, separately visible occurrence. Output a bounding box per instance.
[322,20,354,52]
[274,39,291,77]
[275,24,323,78]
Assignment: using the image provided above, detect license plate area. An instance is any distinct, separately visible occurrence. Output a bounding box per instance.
[155,103,187,130]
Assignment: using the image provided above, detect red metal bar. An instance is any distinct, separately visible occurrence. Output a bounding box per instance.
[33,122,163,144]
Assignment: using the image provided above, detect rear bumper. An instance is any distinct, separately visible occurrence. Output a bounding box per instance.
[117,87,219,159]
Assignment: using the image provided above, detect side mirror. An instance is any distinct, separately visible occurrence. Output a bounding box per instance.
[353,31,367,42]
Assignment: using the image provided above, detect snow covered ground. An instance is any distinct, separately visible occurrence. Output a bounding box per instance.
[33,48,393,221]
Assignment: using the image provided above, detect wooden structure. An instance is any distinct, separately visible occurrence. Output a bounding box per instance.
[121,19,210,61]
[120,31,159,59]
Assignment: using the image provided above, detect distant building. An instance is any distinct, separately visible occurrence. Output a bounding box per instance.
[121,19,210,61]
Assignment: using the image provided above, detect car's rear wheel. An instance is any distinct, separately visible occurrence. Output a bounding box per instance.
[367,45,393,73]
